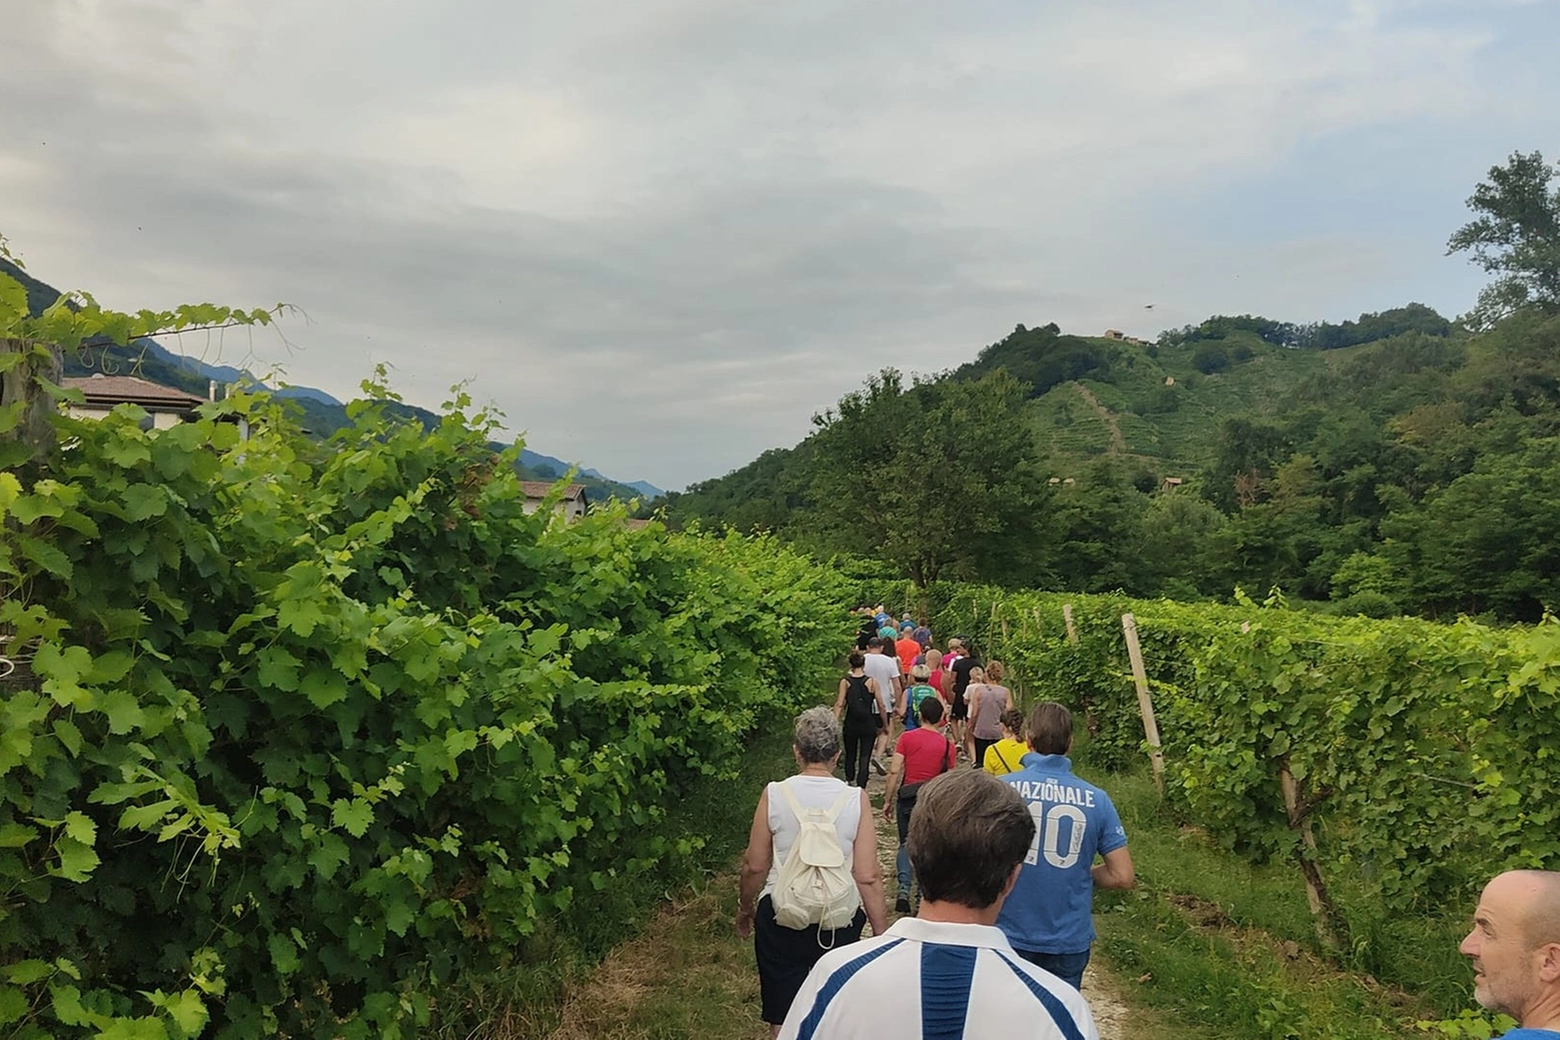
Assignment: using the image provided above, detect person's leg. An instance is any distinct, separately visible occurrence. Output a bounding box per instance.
[852,731,872,787]
[974,737,996,769]
[1014,948,1091,990]
[895,801,913,910]
[841,733,860,785]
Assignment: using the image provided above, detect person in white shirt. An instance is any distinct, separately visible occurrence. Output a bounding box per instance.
[778,769,1098,1040]
[860,637,901,766]
[737,707,889,1035]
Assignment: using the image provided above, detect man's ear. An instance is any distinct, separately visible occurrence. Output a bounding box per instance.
[1538,942,1560,983]
[999,861,1023,902]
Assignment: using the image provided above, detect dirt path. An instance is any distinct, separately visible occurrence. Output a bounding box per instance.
[1074,382,1127,455]
[537,757,1145,1039]
[863,753,1133,1039]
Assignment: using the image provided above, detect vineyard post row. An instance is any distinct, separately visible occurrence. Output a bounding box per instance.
[853,577,1560,953]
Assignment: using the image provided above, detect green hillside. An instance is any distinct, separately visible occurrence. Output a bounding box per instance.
[655,302,1560,621]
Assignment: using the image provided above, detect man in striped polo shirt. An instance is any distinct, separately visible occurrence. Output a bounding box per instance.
[778,770,1098,1040]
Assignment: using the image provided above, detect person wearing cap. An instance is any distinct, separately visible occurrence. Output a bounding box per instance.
[1459,870,1560,1037]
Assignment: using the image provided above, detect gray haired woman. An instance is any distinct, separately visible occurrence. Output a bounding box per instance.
[735,706,888,1036]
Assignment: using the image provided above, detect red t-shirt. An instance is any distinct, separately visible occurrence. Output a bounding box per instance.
[927,669,946,696]
[895,637,920,675]
[895,728,956,784]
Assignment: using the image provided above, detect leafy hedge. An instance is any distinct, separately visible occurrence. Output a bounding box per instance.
[857,580,1560,915]
[0,387,848,1039]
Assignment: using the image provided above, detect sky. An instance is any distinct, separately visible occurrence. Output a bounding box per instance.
[2,0,1558,491]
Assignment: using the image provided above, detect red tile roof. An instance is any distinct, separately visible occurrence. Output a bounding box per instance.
[63,375,206,409]
[520,481,587,501]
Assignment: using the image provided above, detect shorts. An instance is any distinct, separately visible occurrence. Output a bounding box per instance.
[949,693,969,721]
[753,895,867,1024]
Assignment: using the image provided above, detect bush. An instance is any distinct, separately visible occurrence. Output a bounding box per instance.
[0,390,848,1039]
[1193,343,1231,374]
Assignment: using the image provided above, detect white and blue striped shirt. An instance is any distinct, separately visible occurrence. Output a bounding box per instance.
[778,917,1099,1040]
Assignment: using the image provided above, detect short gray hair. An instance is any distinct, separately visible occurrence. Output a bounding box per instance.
[793,706,842,763]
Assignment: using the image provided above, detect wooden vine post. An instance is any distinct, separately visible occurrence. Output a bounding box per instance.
[0,338,62,461]
[1062,603,1078,645]
[1278,758,1346,954]
[1119,613,1166,796]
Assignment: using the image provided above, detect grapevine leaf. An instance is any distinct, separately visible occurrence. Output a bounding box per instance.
[62,811,96,845]
[4,959,52,985]
[97,1016,170,1040]
[278,597,325,639]
[0,985,26,1027]
[53,836,100,882]
[100,690,148,735]
[0,822,37,848]
[268,934,300,975]
[256,647,302,692]
[17,534,71,578]
[301,669,347,709]
[162,990,208,1036]
[331,798,373,838]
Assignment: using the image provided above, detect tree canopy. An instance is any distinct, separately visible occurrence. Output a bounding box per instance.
[808,368,1042,586]
[1448,150,1560,328]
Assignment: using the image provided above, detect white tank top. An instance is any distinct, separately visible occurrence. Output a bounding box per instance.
[761,775,862,897]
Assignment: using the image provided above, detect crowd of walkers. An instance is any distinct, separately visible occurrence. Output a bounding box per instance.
[731,606,1560,1040]
[738,608,1132,1038]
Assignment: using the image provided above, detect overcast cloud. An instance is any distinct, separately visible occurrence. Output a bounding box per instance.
[3,0,1558,489]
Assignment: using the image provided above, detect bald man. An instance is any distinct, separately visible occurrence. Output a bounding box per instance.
[1460,870,1560,1037]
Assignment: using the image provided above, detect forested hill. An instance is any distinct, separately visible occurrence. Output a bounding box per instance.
[653,302,1560,622]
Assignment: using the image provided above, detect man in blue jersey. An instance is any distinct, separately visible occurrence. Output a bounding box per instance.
[1459,870,1560,1038]
[996,702,1135,990]
[779,769,1097,1040]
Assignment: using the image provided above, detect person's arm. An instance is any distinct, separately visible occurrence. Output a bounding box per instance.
[1092,846,1135,890]
[882,752,906,819]
[735,788,774,937]
[850,790,889,935]
[892,679,905,720]
[833,678,848,721]
[878,687,891,731]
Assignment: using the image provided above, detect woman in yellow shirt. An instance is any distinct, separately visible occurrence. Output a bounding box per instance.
[982,708,1029,776]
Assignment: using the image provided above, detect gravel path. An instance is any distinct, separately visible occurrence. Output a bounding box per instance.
[862,752,1130,1040]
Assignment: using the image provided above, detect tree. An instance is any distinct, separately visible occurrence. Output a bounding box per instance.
[808,368,1042,586]
[1447,151,1560,328]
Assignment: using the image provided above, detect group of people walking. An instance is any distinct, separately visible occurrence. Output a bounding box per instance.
[737,615,1136,1038]
[733,612,1560,1040]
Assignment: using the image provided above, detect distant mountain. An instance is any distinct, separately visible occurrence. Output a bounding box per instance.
[4,257,656,502]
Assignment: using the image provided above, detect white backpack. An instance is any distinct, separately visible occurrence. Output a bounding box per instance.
[771,783,861,934]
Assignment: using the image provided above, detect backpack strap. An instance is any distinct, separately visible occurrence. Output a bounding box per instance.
[824,787,857,824]
[777,781,808,823]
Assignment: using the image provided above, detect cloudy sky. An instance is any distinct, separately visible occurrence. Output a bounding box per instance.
[3,0,1557,490]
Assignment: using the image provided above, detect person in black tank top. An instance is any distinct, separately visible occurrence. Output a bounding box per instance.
[834,651,886,787]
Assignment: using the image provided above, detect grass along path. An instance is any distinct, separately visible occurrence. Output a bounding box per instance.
[533,742,1169,1040]
[507,728,1471,1038]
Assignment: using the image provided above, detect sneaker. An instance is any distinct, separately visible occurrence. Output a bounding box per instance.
[895,895,911,914]
[870,755,886,776]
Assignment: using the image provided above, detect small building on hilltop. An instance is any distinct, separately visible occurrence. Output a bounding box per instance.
[62,374,206,430]
[520,481,589,522]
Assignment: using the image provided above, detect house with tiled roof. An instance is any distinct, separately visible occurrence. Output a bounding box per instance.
[62,374,207,430]
[520,481,589,522]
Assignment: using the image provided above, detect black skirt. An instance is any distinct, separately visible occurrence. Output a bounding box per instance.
[753,894,867,1025]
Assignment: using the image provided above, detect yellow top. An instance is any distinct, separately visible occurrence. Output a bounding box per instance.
[983,738,1028,776]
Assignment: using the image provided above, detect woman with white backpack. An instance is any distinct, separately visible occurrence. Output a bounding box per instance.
[736,707,889,1035]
